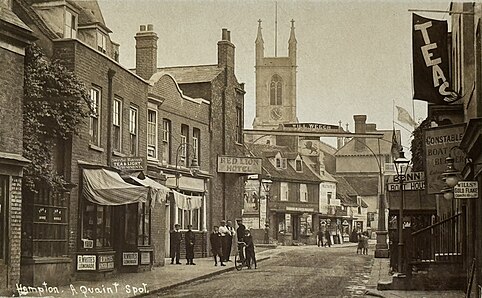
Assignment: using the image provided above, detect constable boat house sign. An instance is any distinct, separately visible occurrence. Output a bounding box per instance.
[217,156,262,174]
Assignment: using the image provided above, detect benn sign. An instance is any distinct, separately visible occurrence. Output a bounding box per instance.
[217,156,262,174]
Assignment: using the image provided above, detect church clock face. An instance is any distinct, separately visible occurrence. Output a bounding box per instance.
[270,107,282,120]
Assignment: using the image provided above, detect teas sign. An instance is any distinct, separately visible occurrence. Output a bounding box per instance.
[454,181,478,199]
[112,157,145,171]
[77,255,96,271]
[218,156,262,174]
[424,124,465,194]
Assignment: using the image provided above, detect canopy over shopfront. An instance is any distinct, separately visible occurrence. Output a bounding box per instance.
[83,169,150,205]
[130,175,170,206]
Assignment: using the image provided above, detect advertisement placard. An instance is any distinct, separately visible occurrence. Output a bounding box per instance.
[122,252,139,266]
[454,181,478,199]
[424,124,465,194]
[77,255,96,271]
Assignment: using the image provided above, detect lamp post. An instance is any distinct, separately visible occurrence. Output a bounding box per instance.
[260,176,272,230]
[394,149,410,274]
[174,142,200,190]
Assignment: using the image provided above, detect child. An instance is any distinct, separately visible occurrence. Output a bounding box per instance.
[210,226,225,266]
[244,229,257,269]
[362,231,369,255]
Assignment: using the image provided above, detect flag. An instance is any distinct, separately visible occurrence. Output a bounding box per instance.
[391,128,400,160]
[396,106,418,127]
[412,14,460,104]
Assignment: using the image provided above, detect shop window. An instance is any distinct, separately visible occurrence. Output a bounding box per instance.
[64,9,77,39]
[177,207,201,231]
[129,106,138,155]
[112,98,122,152]
[147,109,158,159]
[81,200,112,249]
[22,188,68,257]
[89,87,101,146]
[280,182,288,201]
[327,192,332,205]
[162,119,171,164]
[138,203,150,246]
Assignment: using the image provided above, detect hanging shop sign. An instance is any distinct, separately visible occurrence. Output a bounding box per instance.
[122,252,139,266]
[77,255,96,271]
[412,14,460,104]
[454,181,479,199]
[387,172,425,192]
[424,124,465,194]
[217,156,262,174]
[281,123,342,132]
[98,254,115,271]
[111,157,146,171]
[286,206,315,213]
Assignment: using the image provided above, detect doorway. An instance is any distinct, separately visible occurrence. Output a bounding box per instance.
[164,203,170,257]
[292,214,300,240]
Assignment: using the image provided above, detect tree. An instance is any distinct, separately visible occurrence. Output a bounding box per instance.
[410,118,431,172]
[23,44,90,191]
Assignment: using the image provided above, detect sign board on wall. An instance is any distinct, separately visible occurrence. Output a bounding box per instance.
[454,181,478,199]
[98,254,114,271]
[111,157,146,171]
[77,255,96,271]
[424,124,465,194]
[217,156,262,174]
[122,252,139,266]
[140,252,151,265]
[387,171,425,192]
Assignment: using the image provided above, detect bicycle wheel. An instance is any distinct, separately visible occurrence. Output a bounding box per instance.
[234,253,243,271]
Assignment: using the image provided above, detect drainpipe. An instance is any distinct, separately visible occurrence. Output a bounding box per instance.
[107,69,116,166]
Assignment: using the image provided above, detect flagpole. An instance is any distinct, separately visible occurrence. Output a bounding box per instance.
[394,121,413,134]
[409,63,416,123]
[392,99,395,129]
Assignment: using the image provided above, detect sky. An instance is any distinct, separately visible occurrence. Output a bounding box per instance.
[98,0,452,152]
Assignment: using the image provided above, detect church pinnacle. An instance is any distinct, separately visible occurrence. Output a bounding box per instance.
[289,19,296,44]
[256,19,264,43]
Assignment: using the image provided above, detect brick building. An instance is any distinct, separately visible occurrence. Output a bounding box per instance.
[0,1,34,293]
[133,28,246,232]
[13,0,169,285]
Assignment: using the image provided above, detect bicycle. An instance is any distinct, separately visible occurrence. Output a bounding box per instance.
[235,241,248,271]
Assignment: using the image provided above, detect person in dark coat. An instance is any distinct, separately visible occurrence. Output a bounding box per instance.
[236,219,246,261]
[210,226,225,266]
[244,229,257,269]
[324,229,331,247]
[185,224,196,265]
[170,224,182,264]
[317,229,324,247]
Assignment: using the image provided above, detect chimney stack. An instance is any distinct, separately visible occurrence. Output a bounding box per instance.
[135,24,158,80]
[353,115,367,152]
[366,123,377,132]
[218,28,235,69]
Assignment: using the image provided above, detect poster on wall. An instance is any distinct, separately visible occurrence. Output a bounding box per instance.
[122,252,139,266]
[77,255,96,271]
[244,179,259,213]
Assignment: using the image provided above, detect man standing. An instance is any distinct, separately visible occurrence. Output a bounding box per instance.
[324,229,331,248]
[218,220,230,262]
[226,220,235,262]
[236,218,246,261]
[185,224,196,265]
[210,226,225,266]
[170,224,182,264]
[317,228,324,247]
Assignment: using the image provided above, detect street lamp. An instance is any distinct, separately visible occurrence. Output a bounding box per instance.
[175,142,200,190]
[394,149,410,274]
[442,156,461,188]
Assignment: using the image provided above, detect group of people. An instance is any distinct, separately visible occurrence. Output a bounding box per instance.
[169,218,256,268]
[356,231,369,255]
[316,229,332,247]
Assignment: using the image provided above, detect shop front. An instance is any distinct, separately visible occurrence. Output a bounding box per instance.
[165,174,208,258]
[76,168,165,279]
[271,206,317,245]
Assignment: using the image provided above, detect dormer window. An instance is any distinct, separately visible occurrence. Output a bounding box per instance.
[64,10,77,39]
[275,156,287,169]
[97,31,107,54]
[295,157,302,172]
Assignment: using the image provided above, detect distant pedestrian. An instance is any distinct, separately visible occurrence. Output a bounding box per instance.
[219,220,231,262]
[324,230,331,247]
[210,226,225,266]
[357,231,363,254]
[317,229,324,247]
[185,224,196,265]
[236,219,246,261]
[362,231,369,255]
[170,224,182,264]
[244,229,257,269]
[226,220,235,262]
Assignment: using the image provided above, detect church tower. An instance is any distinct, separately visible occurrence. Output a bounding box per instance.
[253,19,298,130]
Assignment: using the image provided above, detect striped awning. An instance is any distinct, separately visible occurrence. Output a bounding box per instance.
[83,169,149,205]
[130,176,170,205]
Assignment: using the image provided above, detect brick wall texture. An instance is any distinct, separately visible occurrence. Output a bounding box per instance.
[9,177,23,290]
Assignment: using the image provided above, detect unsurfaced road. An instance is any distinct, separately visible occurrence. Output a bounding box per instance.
[151,245,374,298]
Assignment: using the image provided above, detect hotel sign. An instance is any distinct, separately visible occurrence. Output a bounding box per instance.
[111,157,146,171]
[424,124,465,194]
[454,181,478,199]
[217,156,262,174]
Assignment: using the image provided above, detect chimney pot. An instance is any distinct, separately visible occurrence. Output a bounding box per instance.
[140,25,146,31]
[227,30,231,41]
[222,28,228,40]
[353,115,367,152]
[147,24,154,31]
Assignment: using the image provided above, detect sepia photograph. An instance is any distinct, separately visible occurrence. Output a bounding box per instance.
[0,0,479,297]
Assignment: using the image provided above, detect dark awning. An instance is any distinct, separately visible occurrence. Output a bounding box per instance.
[83,169,149,205]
